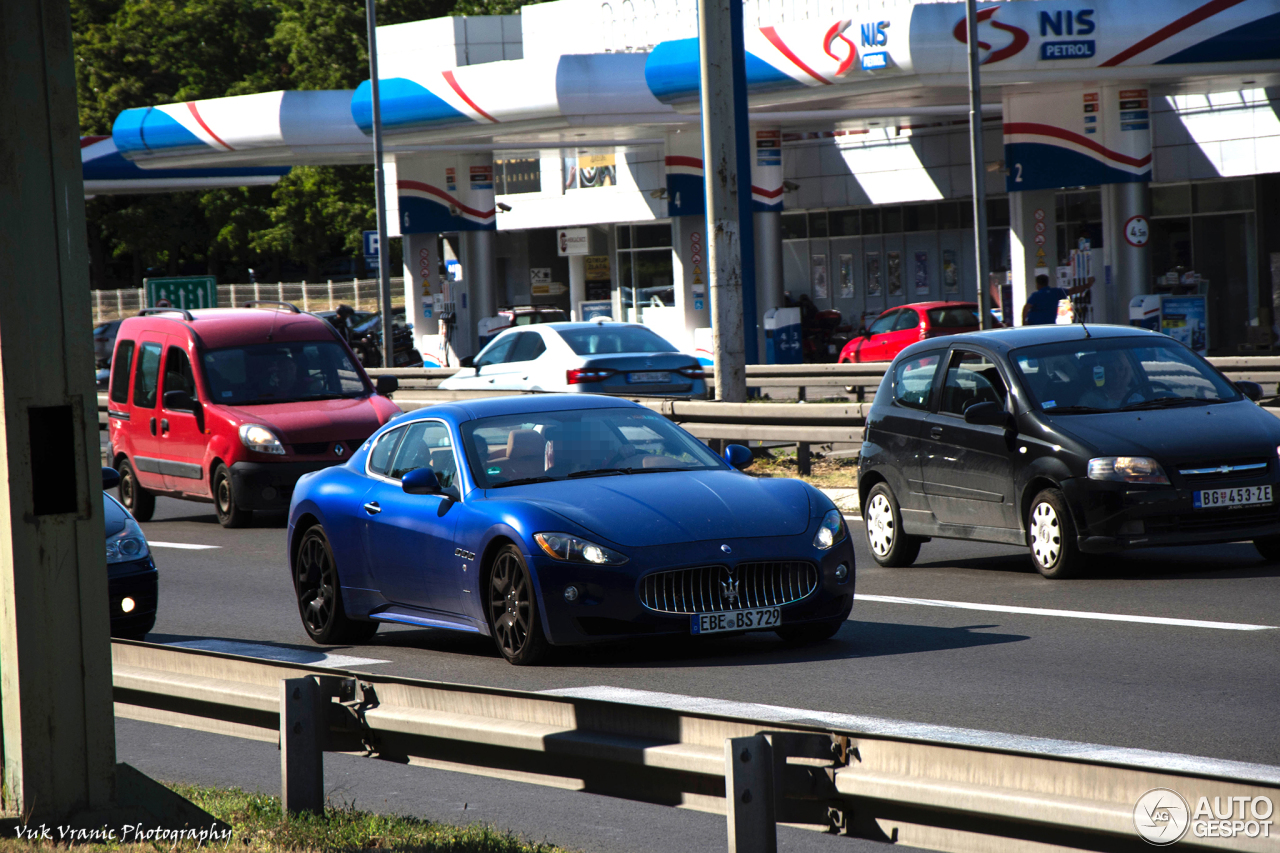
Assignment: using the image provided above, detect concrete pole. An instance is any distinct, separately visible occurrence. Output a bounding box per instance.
[1103,181,1151,324]
[403,232,441,360]
[568,255,586,321]
[365,0,394,369]
[0,0,118,821]
[964,0,992,330]
[699,0,748,401]
[754,210,783,358]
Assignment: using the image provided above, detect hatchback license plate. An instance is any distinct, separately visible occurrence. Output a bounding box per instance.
[1193,485,1272,509]
[629,371,670,384]
[691,608,781,635]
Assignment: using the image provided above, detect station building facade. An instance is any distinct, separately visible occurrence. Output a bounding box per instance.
[108,0,1280,362]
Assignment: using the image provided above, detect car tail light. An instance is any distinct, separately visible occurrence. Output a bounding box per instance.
[677,365,706,379]
[919,323,931,341]
[566,367,616,384]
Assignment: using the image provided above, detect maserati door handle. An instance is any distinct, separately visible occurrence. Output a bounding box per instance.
[929,426,944,439]
[363,501,381,515]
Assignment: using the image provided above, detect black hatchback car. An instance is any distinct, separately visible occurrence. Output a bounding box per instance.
[857,325,1280,577]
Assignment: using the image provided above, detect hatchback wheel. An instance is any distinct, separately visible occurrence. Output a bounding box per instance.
[212,463,252,528]
[117,458,155,522]
[864,482,920,567]
[1254,535,1280,562]
[1027,488,1082,579]
[293,526,378,644]
[486,545,548,665]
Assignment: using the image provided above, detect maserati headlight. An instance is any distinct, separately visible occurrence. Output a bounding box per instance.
[239,423,286,455]
[534,532,628,565]
[813,508,847,550]
[1087,456,1169,485]
[106,516,150,564]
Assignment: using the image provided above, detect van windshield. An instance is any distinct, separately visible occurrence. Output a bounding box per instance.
[202,341,366,405]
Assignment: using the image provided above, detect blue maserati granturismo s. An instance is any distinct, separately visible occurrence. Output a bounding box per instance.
[287,394,855,664]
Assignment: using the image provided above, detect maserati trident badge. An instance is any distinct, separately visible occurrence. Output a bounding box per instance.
[720,569,739,605]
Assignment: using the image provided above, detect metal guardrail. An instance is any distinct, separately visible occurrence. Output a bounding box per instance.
[113,640,1279,852]
[97,356,1280,474]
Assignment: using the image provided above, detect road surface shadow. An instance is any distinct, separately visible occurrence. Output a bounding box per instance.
[918,544,1280,581]
[143,509,289,528]
[355,619,1028,669]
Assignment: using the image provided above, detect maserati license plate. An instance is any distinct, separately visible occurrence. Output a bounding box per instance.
[1193,485,1272,509]
[691,608,781,635]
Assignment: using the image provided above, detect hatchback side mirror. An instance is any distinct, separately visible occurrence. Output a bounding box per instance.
[102,467,120,491]
[376,375,398,396]
[163,389,195,411]
[402,467,442,495]
[723,444,754,470]
[1236,380,1264,402]
[964,400,1012,428]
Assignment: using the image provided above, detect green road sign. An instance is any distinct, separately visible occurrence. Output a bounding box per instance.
[144,276,217,310]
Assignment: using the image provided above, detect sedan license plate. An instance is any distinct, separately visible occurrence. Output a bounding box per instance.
[1193,485,1272,509]
[628,371,670,384]
[691,608,780,635]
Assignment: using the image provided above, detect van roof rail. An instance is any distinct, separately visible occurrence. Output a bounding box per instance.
[137,307,196,321]
[241,300,301,313]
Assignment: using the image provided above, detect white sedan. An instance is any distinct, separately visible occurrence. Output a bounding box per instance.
[439,321,708,398]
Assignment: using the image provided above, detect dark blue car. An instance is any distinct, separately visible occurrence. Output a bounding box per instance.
[287,394,855,664]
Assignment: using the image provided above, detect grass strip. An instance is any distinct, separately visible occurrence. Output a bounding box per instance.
[0,783,572,853]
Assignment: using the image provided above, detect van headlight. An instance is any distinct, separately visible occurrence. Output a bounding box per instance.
[534,533,628,565]
[1087,456,1169,484]
[106,517,150,564]
[813,509,847,550]
[239,423,286,455]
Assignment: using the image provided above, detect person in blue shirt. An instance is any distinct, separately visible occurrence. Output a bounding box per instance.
[1022,274,1095,325]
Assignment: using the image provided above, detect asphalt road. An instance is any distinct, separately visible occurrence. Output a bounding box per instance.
[118,493,1280,850]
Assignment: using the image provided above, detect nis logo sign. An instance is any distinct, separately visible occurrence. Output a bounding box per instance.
[1039,8,1097,60]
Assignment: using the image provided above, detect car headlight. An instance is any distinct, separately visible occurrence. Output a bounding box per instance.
[106,517,150,564]
[1087,456,1169,485]
[239,423,286,455]
[534,532,628,565]
[813,508,847,550]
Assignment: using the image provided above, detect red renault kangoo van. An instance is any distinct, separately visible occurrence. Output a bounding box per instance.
[106,302,401,527]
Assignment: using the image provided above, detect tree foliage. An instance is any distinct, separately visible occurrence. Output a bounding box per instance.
[75,0,528,286]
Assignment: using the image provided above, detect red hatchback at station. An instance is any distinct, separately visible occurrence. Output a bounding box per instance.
[106,303,401,527]
[839,302,981,364]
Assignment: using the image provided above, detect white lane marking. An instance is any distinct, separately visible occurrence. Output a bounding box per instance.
[166,639,389,668]
[541,686,1280,785]
[842,515,862,521]
[855,593,1277,632]
[148,541,222,550]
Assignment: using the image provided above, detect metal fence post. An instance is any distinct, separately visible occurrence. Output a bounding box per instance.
[797,443,811,476]
[117,288,124,317]
[301,281,309,312]
[280,677,324,816]
[725,735,775,853]
[229,283,236,308]
[277,282,284,302]
[354,278,360,310]
[327,279,334,310]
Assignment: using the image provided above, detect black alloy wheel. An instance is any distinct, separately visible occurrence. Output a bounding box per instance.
[212,463,252,528]
[293,526,378,644]
[117,457,155,522]
[486,545,549,665]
